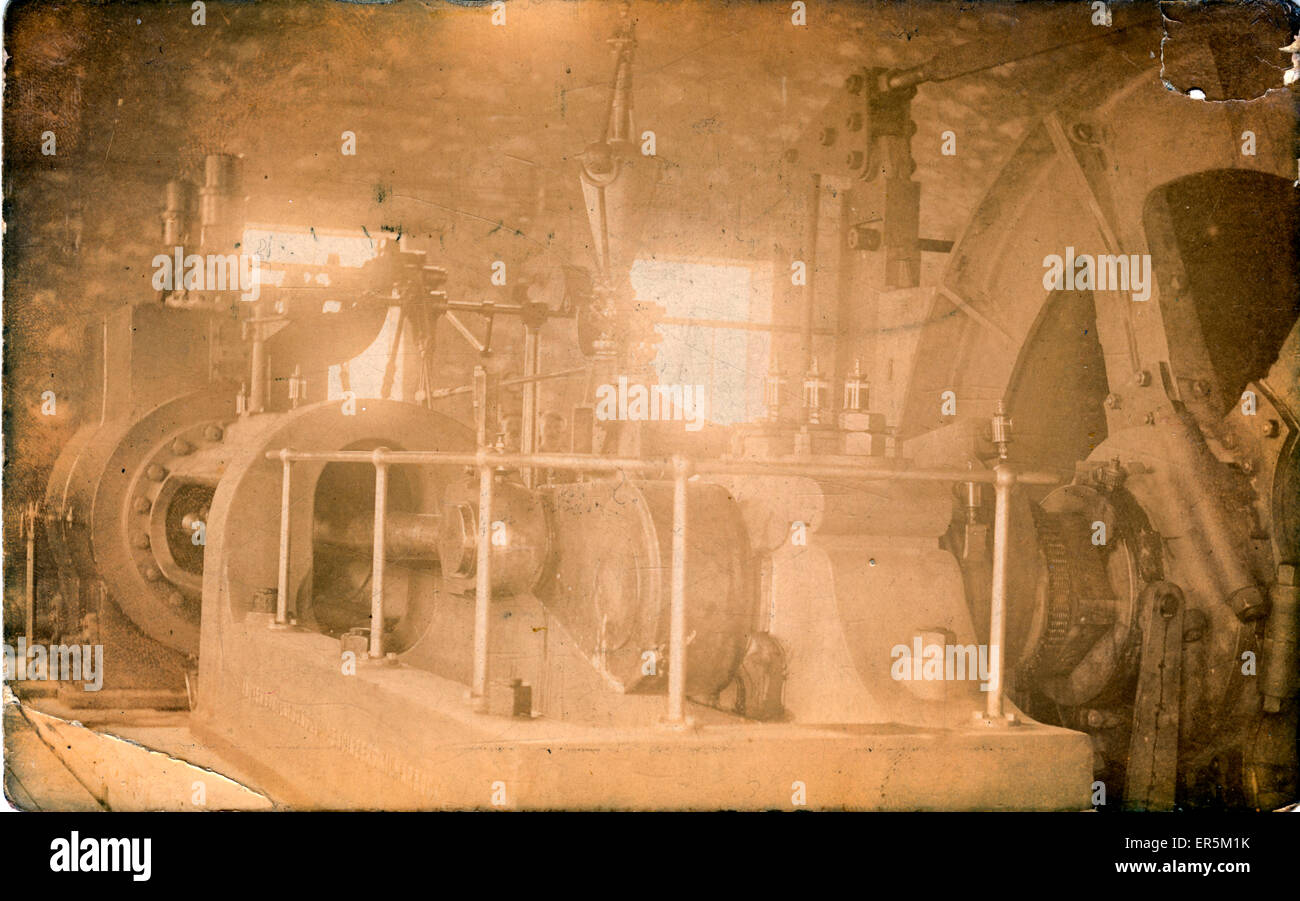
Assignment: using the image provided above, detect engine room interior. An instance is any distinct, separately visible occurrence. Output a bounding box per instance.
[4,0,1299,812]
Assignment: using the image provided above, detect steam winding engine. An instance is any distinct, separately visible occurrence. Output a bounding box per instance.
[29,13,1299,810]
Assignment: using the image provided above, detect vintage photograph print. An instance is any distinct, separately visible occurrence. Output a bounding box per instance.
[3,0,1299,815]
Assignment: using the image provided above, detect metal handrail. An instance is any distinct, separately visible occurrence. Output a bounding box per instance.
[265,446,1053,725]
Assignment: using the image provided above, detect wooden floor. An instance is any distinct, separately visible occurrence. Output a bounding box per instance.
[3,686,273,811]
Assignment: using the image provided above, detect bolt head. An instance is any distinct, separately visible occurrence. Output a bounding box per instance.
[203,424,224,442]
[1103,393,1121,410]
[1262,419,1280,438]
[1228,585,1268,621]
[844,73,864,94]
[171,438,194,455]
[846,150,864,168]
[132,496,151,514]
[146,463,168,482]
[1134,370,1151,387]
[819,127,838,147]
[131,532,150,549]
[1159,593,1180,619]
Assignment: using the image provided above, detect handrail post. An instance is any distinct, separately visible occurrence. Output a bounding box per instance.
[24,503,38,640]
[369,448,390,659]
[666,455,691,726]
[471,456,494,712]
[984,464,1015,722]
[521,325,540,488]
[273,448,293,628]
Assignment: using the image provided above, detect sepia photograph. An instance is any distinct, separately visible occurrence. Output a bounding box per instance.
[1,0,1298,873]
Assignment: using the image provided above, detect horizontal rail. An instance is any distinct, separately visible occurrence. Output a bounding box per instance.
[264,448,1058,486]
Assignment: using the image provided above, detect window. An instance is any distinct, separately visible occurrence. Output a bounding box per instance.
[630,258,772,425]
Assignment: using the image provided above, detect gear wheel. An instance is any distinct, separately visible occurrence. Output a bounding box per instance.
[1023,508,1116,678]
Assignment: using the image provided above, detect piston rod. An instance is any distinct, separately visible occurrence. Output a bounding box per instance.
[312,512,441,560]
